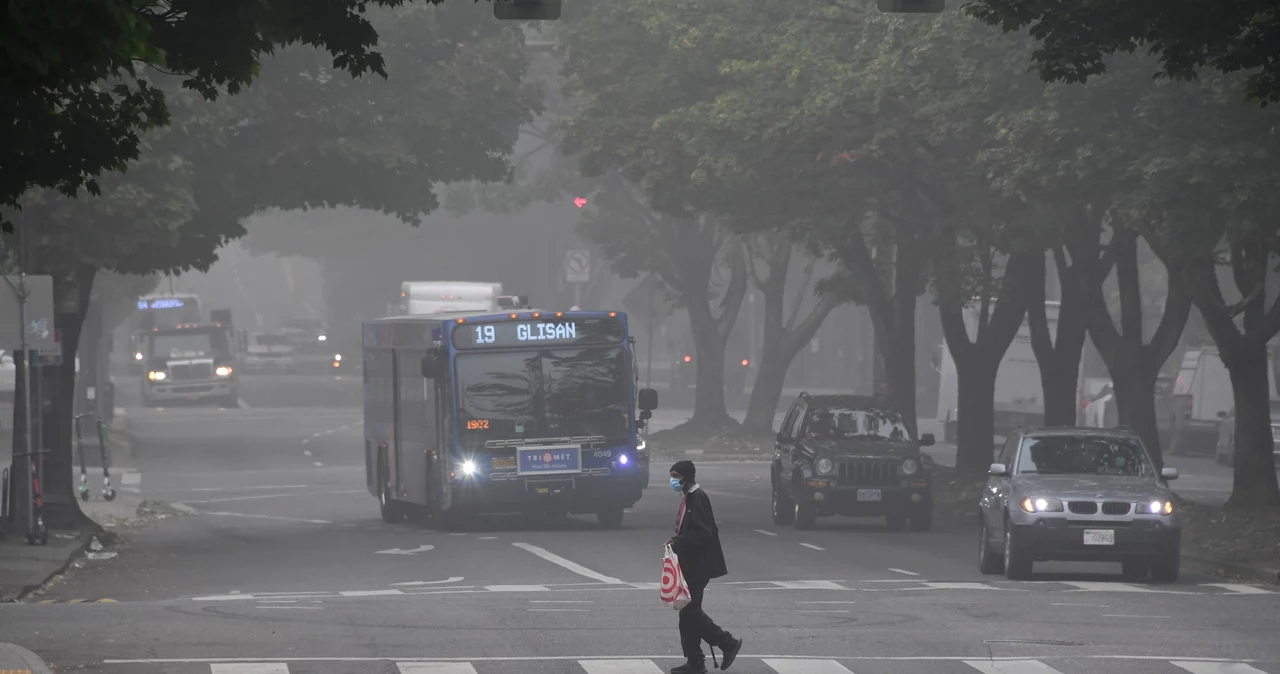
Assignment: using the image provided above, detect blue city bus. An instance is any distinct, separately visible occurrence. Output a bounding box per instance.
[362,308,658,528]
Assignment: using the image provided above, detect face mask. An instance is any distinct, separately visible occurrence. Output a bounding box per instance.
[670,477,684,492]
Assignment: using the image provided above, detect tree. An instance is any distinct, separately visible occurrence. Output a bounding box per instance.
[1,0,427,232]
[2,1,540,529]
[962,0,1280,105]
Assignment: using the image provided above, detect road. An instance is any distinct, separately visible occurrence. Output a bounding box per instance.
[1,374,1277,674]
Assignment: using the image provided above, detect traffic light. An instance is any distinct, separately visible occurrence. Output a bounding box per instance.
[877,0,944,12]
[683,355,692,363]
[495,0,561,20]
[741,358,750,367]
[573,197,588,208]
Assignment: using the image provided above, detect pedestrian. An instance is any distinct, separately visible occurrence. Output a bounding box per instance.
[666,460,743,673]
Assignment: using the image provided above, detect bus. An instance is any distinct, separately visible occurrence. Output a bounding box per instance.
[128,294,203,372]
[398,281,503,316]
[362,308,657,528]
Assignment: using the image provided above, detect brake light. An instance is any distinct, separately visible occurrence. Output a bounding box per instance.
[683,355,692,363]
[741,358,750,367]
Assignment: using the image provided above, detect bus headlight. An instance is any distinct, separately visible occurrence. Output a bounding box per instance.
[460,460,477,476]
[147,371,166,381]
[318,335,327,342]
[215,366,233,377]
[134,352,144,361]
[619,454,629,466]
[333,354,342,362]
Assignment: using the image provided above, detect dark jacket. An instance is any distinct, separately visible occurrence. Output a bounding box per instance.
[671,486,728,582]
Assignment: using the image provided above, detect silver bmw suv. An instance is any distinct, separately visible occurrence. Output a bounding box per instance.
[978,427,1181,582]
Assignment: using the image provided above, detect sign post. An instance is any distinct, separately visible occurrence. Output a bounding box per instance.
[564,250,591,307]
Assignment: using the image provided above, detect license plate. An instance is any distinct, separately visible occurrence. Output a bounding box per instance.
[516,446,581,475]
[1083,529,1115,546]
[491,457,516,470]
[857,489,882,502]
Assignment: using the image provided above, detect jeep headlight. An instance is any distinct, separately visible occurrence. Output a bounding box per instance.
[901,458,919,476]
[815,457,834,475]
[215,366,233,377]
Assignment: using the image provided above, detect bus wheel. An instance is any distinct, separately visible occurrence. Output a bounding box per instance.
[596,508,624,528]
[379,487,404,524]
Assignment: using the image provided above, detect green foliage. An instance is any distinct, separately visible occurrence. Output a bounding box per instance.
[962,0,1280,106]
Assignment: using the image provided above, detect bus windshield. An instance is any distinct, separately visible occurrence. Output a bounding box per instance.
[143,304,202,327]
[455,347,631,449]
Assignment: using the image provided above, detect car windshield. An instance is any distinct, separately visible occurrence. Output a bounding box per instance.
[149,332,222,359]
[455,347,631,450]
[805,407,911,442]
[1017,435,1154,477]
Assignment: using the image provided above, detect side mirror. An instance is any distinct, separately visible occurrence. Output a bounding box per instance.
[1217,410,1228,419]
[1161,466,1179,480]
[988,463,1010,477]
[421,350,440,379]
[919,433,935,447]
[638,387,658,411]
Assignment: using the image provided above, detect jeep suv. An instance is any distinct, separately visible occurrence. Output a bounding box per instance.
[771,393,935,531]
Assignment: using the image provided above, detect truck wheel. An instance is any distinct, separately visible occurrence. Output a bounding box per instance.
[1003,519,1033,580]
[597,508,624,528]
[772,480,795,526]
[1150,557,1180,583]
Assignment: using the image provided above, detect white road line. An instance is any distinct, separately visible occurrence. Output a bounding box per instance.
[919,582,1009,591]
[1051,603,1110,607]
[98,657,1277,665]
[1205,583,1273,595]
[1104,614,1169,619]
[1063,581,1155,593]
[770,581,847,590]
[485,585,549,592]
[763,659,855,673]
[187,485,310,492]
[797,601,857,604]
[963,660,1065,674]
[237,398,251,410]
[527,608,589,612]
[185,490,362,504]
[211,665,289,674]
[203,511,332,525]
[799,543,825,551]
[754,529,779,536]
[578,660,664,674]
[1171,663,1270,674]
[530,600,593,603]
[887,568,919,576]
[397,664,480,674]
[511,542,624,584]
[391,577,465,587]
[313,462,324,467]
[171,503,199,515]
[121,473,141,486]
[340,590,404,597]
[799,610,850,614]
[255,606,321,610]
[302,439,310,445]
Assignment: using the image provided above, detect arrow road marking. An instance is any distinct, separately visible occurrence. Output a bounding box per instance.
[376,544,434,555]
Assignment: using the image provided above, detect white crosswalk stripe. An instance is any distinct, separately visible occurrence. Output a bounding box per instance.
[396,664,480,673]
[210,665,289,674]
[762,659,856,674]
[577,660,665,674]
[963,660,1066,674]
[1171,662,1271,674]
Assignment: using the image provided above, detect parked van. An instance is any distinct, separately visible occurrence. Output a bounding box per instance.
[1168,346,1278,456]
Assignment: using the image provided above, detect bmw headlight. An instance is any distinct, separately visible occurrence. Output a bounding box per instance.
[901,458,919,476]
[1145,499,1174,515]
[815,457,834,475]
[1019,496,1064,513]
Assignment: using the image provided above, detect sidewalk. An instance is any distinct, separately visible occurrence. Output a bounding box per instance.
[0,642,53,673]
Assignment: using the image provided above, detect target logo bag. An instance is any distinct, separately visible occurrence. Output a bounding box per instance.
[660,544,692,610]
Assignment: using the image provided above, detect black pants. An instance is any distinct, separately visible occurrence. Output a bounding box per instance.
[680,577,730,662]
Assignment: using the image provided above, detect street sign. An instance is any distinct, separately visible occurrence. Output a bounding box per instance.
[564,250,591,284]
[39,330,62,366]
[0,275,56,350]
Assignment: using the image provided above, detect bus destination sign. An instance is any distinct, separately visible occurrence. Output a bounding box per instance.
[451,316,623,350]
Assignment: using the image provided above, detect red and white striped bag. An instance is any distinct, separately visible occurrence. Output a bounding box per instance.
[660,544,691,610]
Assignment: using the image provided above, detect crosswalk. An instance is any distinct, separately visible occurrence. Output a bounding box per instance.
[104,658,1277,674]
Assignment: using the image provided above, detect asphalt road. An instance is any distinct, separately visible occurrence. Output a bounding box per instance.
[2,375,1277,674]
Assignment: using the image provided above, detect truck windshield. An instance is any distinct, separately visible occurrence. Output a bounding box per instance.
[149,332,220,359]
[455,347,631,449]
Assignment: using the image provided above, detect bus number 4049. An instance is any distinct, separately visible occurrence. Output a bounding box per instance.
[593,450,611,458]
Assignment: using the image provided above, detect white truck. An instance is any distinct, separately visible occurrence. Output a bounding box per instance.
[937,301,1082,442]
[1168,345,1278,456]
[397,281,504,316]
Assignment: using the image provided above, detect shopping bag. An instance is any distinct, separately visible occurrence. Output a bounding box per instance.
[660,544,691,611]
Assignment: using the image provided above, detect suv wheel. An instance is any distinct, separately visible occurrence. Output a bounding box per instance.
[771,480,794,525]
[1003,519,1033,580]
[885,513,908,531]
[793,489,816,530]
[978,519,1004,574]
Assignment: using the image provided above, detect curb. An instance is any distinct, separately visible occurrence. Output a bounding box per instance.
[0,642,53,673]
[1181,554,1280,585]
[1,531,119,603]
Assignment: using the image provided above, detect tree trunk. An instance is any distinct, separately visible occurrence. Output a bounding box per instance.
[744,316,788,430]
[686,296,734,428]
[954,358,999,476]
[879,320,917,435]
[1219,335,1280,509]
[1109,361,1162,467]
[1026,250,1094,427]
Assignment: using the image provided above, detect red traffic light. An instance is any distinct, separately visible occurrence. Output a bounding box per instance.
[573,197,588,208]
[741,359,750,367]
[683,355,692,363]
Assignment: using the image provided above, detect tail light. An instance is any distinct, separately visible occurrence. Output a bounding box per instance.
[682,355,692,363]
[741,359,750,367]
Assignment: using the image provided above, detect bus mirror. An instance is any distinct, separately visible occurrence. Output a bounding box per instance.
[638,387,658,411]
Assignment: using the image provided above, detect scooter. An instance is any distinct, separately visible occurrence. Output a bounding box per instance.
[75,414,116,502]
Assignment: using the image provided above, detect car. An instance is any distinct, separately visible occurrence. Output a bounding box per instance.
[1214,403,1280,466]
[280,317,330,354]
[770,393,935,531]
[243,332,297,374]
[978,427,1182,582]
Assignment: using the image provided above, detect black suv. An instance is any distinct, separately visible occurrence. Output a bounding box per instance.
[771,393,936,531]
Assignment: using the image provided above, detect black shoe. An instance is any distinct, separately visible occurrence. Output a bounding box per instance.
[718,637,743,671]
[670,661,708,674]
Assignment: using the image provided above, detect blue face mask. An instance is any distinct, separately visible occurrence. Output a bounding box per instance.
[670,477,684,492]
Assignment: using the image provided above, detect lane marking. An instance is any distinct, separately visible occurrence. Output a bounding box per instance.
[763,659,855,673]
[485,585,549,592]
[99,656,1276,665]
[918,582,1010,592]
[303,450,312,456]
[121,473,141,486]
[171,503,199,515]
[340,590,404,597]
[1171,663,1269,674]
[531,600,592,604]
[255,606,321,610]
[1063,582,1156,593]
[302,439,311,445]
[313,462,324,467]
[211,665,289,673]
[528,608,589,612]
[754,529,779,537]
[237,398,251,410]
[797,601,857,604]
[769,581,847,590]
[1051,603,1110,607]
[579,660,664,674]
[187,485,309,492]
[203,511,332,525]
[398,665,480,674]
[511,542,624,584]
[1204,583,1273,595]
[1104,614,1169,619]
[799,610,850,614]
[963,661,1065,674]
[185,490,362,504]
[799,543,825,551]
[391,577,465,587]
[887,568,919,576]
